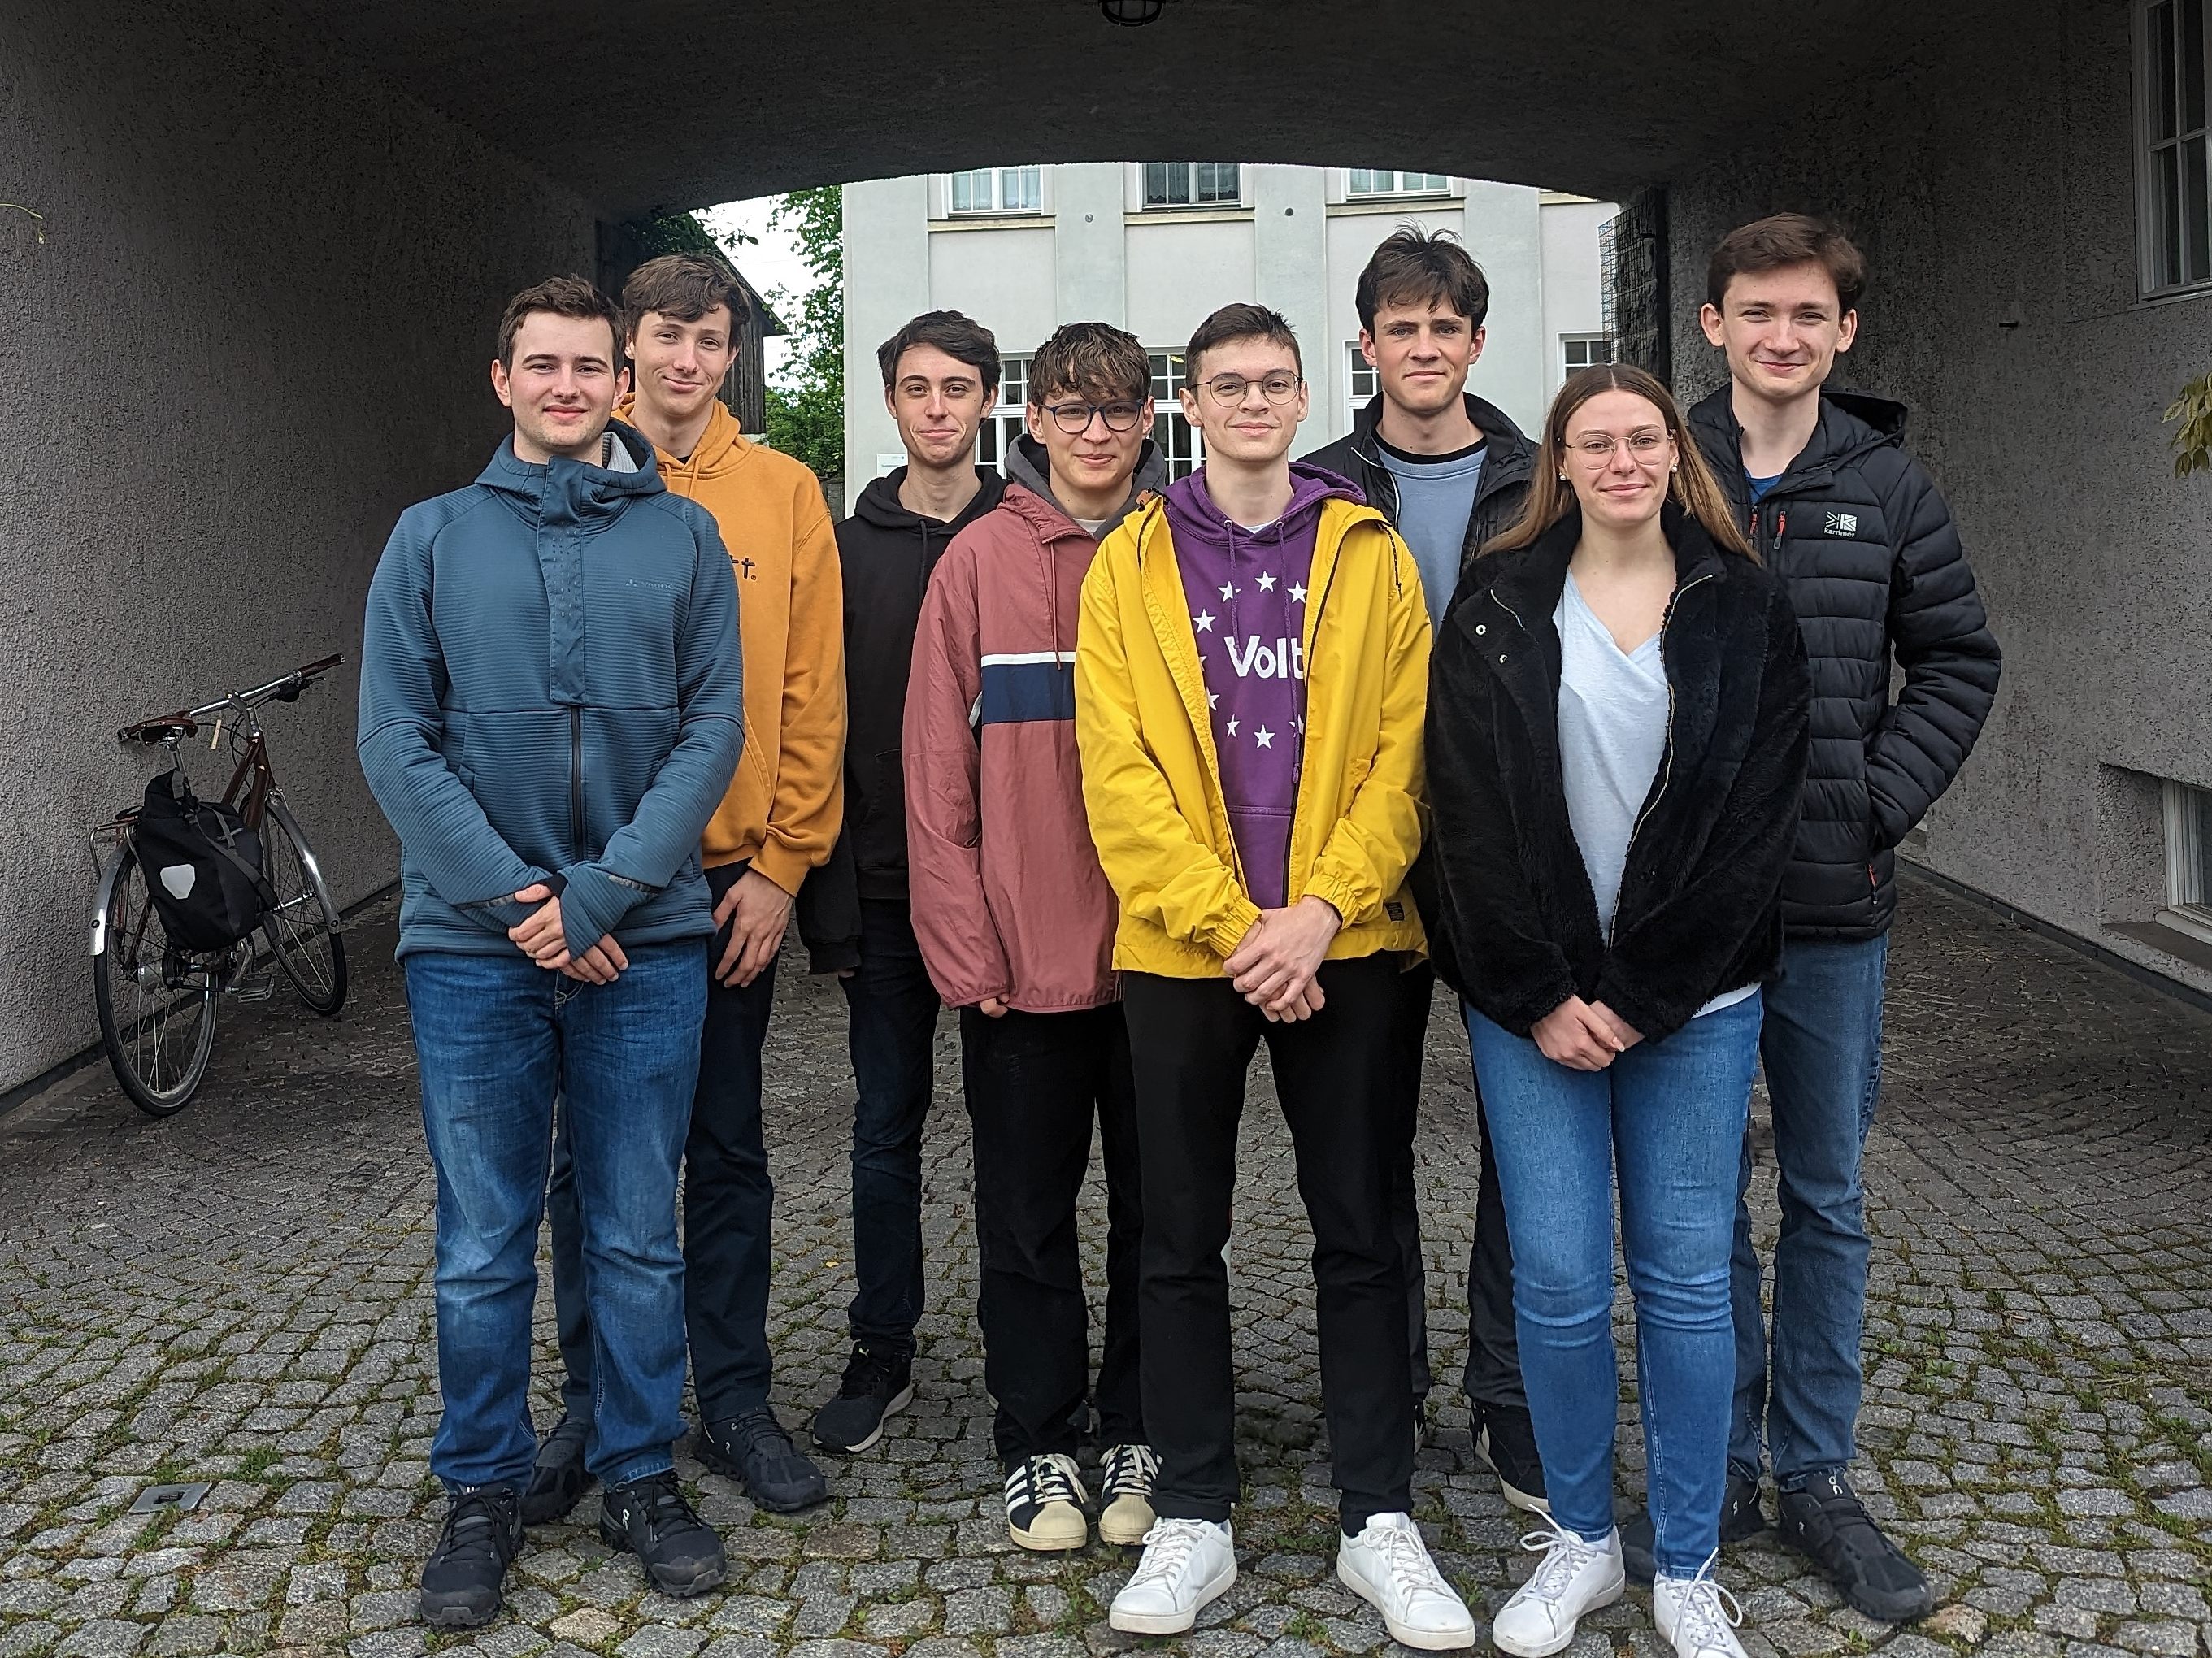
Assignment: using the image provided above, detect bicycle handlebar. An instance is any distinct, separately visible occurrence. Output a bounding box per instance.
[117,653,346,744]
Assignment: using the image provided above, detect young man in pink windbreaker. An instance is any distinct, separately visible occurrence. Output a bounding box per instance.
[903,322,1167,1554]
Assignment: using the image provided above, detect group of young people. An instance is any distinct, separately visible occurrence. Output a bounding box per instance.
[357,211,2000,1654]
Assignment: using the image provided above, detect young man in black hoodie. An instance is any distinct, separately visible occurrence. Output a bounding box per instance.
[797,311,1008,1455]
[1618,214,1999,1621]
[1303,228,1547,1512]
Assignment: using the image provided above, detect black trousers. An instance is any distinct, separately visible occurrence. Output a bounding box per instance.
[1122,957,1415,1532]
[1378,966,1527,1417]
[1462,1089,1528,1416]
[962,1002,1142,1465]
[1386,961,1435,1404]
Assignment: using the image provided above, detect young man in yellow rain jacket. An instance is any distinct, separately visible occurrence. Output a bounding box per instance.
[1076,303,1474,1651]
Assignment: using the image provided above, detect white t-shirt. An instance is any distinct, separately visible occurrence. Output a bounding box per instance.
[1554,571,1756,1020]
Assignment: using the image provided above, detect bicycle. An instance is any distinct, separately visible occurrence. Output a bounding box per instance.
[89,653,350,1116]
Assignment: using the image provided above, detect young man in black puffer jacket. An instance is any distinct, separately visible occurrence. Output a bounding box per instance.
[1623,213,2001,1621]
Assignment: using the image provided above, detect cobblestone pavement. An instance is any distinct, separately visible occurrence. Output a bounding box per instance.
[2,875,2207,1658]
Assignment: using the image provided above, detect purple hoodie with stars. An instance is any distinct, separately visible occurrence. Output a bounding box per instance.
[1167,462,1365,910]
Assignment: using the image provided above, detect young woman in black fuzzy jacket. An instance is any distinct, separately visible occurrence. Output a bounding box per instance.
[1423,365,1810,1658]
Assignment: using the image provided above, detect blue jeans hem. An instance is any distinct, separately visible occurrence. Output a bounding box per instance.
[600,1453,675,1491]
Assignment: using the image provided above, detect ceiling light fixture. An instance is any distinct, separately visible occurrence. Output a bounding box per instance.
[1099,0,1166,24]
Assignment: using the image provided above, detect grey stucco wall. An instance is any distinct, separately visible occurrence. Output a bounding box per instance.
[1666,0,2212,994]
[0,1,598,1092]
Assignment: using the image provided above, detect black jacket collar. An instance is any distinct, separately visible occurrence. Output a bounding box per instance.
[1474,502,1731,635]
[1688,386,1906,507]
[1350,389,1534,486]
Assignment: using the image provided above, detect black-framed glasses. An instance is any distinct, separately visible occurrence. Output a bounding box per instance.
[1044,400,1149,434]
[1199,371,1302,406]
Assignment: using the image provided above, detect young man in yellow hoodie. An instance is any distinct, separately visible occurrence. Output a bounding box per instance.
[532,254,845,1518]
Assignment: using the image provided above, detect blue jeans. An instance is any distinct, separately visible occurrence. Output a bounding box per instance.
[1467,996,1762,1576]
[1731,935,1888,1488]
[405,943,706,1492]
[840,897,939,1355]
[546,863,783,1425]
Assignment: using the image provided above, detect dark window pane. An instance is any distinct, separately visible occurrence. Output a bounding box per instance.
[2187,134,2210,280]
[2186,0,2207,130]
[2157,2,2180,138]
[2161,143,2185,286]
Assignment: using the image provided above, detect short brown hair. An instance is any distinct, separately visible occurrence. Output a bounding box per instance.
[1356,227,1490,333]
[1184,302,1302,381]
[496,276,621,369]
[1484,364,1755,562]
[877,310,1001,393]
[1706,214,1867,315]
[622,253,747,341]
[1028,322,1149,406]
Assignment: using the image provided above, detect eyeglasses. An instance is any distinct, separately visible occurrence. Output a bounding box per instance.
[1197,372,1302,406]
[1569,432,1670,461]
[1043,400,1149,434]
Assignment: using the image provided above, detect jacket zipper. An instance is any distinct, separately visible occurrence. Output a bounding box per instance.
[1626,571,1716,853]
[569,705,584,862]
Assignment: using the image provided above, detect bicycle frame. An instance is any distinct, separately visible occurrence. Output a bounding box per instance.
[90,653,343,964]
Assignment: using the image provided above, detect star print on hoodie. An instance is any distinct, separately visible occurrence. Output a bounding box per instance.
[1167,462,1364,909]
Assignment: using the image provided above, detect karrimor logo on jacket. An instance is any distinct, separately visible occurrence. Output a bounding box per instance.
[1823,510,1859,536]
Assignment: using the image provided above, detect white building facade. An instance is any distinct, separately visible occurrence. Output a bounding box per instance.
[843,163,1616,488]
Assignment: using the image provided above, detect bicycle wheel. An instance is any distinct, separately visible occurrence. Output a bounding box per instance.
[93,846,219,1116]
[260,801,347,1015]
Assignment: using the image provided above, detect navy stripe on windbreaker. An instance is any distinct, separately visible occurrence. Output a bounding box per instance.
[977,651,1077,727]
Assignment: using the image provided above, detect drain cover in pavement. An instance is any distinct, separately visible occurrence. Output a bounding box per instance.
[128,1482,211,1515]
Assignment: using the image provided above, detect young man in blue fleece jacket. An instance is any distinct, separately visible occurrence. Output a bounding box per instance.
[357,276,745,1630]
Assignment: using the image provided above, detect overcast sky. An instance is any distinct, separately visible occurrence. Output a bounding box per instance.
[698,196,815,377]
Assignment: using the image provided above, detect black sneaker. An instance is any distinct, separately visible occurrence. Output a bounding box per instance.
[1775,1471,1934,1622]
[1621,1470,1767,1585]
[1473,1402,1549,1515]
[810,1343,915,1453]
[419,1484,522,1629]
[598,1470,728,1598]
[696,1407,828,1513]
[521,1413,591,1526]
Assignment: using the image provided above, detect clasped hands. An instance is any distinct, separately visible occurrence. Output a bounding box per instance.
[1532,996,1642,1070]
[1223,896,1342,1022]
[509,868,793,988]
[508,883,627,983]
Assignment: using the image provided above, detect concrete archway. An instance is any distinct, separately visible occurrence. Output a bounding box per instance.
[2,0,2206,1096]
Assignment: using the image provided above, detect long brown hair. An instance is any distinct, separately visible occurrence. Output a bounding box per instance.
[1482,364,1755,560]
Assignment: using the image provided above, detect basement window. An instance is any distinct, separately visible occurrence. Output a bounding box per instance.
[2136,0,2212,294]
[2158,779,2212,944]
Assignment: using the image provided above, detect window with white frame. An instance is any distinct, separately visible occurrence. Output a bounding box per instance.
[949,167,1043,215]
[2160,779,2212,944]
[1562,335,1616,375]
[2138,0,2212,293]
[976,355,1030,470]
[1347,345,1379,427]
[1347,170,1451,197]
[1143,163,1241,209]
[1149,352,1206,479]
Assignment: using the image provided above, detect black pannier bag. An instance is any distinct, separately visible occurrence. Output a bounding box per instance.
[133,771,276,950]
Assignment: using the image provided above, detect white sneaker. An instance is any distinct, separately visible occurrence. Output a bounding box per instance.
[1109,1517,1236,1634]
[1097,1443,1159,1546]
[1489,1518,1627,1658]
[1337,1512,1479,1651]
[1654,1557,1748,1658]
[1004,1452,1088,1551]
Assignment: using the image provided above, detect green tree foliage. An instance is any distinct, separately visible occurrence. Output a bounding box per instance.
[2166,371,2212,479]
[762,186,845,487]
